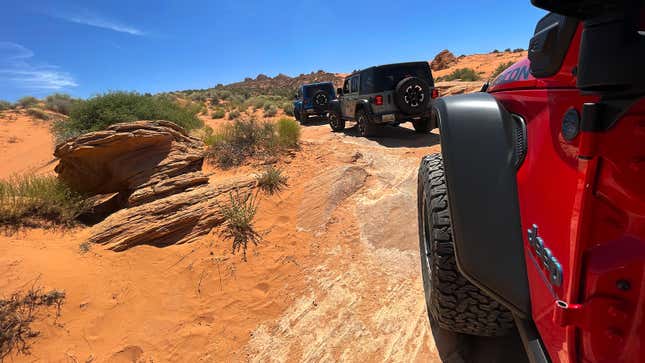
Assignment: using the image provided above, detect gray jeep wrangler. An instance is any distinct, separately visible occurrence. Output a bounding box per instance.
[328,62,437,137]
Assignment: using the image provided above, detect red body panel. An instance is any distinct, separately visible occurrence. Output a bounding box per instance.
[489,26,645,363]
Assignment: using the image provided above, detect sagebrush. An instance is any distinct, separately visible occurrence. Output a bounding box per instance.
[45,93,77,115]
[17,96,38,108]
[26,108,48,120]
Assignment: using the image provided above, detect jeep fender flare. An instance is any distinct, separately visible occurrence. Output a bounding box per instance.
[434,92,530,317]
[355,99,373,117]
[328,99,342,116]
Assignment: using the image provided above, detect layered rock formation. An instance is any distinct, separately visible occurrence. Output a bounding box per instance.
[55,120,252,251]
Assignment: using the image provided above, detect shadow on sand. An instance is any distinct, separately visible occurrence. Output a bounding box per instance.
[340,123,441,148]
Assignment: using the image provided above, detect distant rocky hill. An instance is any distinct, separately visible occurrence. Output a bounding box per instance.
[222,71,346,96]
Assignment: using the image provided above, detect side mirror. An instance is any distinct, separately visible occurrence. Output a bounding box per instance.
[337,88,343,96]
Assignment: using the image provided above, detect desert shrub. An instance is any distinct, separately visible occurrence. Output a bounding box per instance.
[44,93,76,115]
[0,287,65,359]
[211,108,226,119]
[504,48,511,52]
[17,96,39,108]
[513,48,525,52]
[0,100,13,111]
[0,174,88,227]
[256,166,288,195]
[25,108,49,120]
[264,104,278,117]
[219,189,261,261]
[282,103,294,116]
[276,117,300,148]
[491,61,515,79]
[228,109,241,120]
[442,68,481,81]
[206,118,279,167]
[54,92,202,141]
[491,49,500,53]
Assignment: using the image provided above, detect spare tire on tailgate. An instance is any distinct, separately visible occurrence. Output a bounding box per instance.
[312,90,330,111]
[394,77,430,115]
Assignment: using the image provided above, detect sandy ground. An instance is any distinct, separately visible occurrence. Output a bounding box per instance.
[0,115,442,362]
[0,110,57,179]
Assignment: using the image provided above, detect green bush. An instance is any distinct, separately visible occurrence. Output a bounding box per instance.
[228,110,241,120]
[264,104,278,117]
[26,108,49,120]
[442,68,481,81]
[45,93,76,115]
[282,103,294,116]
[0,100,13,111]
[211,109,226,119]
[206,118,279,167]
[0,174,88,227]
[276,117,300,148]
[17,96,39,108]
[491,62,515,79]
[256,166,288,195]
[55,92,203,141]
[513,48,525,52]
[491,49,500,53]
[504,48,511,52]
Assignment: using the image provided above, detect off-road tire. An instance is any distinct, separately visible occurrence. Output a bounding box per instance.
[298,108,307,124]
[312,90,329,111]
[395,77,430,115]
[356,109,375,137]
[328,111,345,132]
[412,118,432,133]
[418,153,515,337]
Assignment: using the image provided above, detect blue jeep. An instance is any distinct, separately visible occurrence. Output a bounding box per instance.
[293,82,336,123]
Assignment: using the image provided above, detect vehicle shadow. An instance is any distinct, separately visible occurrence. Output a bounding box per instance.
[299,116,329,126]
[341,124,440,148]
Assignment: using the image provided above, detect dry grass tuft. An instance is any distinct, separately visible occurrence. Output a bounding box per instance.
[256,166,288,195]
[0,287,65,360]
[218,190,261,261]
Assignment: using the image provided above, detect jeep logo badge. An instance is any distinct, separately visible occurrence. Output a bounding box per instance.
[527,224,563,287]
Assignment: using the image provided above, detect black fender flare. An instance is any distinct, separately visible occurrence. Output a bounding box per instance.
[328,99,341,116]
[434,92,530,317]
[355,99,374,118]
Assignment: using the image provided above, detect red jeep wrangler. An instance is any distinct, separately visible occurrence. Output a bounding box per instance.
[417,1,644,362]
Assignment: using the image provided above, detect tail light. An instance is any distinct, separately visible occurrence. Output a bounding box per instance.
[373,95,384,106]
[431,88,439,99]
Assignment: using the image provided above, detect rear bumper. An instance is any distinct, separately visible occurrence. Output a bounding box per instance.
[304,107,327,115]
[372,110,432,124]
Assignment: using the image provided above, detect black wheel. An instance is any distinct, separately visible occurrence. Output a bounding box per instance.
[312,90,330,112]
[395,77,430,115]
[417,153,515,337]
[412,118,431,133]
[328,111,345,132]
[356,109,375,137]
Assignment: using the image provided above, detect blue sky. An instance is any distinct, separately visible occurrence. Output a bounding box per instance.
[0,0,546,101]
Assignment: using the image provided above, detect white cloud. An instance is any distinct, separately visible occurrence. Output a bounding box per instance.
[53,11,144,36]
[0,41,78,91]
